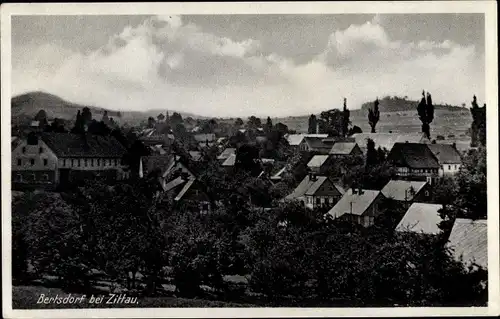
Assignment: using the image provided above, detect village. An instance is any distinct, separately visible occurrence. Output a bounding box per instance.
[10,91,488,307]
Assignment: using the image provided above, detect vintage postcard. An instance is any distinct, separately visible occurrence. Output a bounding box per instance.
[1,1,499,318]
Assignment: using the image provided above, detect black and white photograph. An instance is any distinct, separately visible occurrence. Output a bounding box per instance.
[1,1,498,318]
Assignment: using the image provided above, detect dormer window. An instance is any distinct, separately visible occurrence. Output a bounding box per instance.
[39,147,44,154]
[30,159,35,166]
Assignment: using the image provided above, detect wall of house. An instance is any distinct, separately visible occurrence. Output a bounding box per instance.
[439,163,461,176]
[12,139,59,187]
[58,157,124,170]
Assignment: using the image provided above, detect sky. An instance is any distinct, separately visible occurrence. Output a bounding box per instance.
[11,14,485,117]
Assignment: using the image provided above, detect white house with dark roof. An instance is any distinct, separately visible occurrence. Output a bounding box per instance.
[395,203,444,235]
[285,174,343,209]
[427,144,462,176]
[12,132,128,189]
[326,188,386,227]
[446,218,487,270]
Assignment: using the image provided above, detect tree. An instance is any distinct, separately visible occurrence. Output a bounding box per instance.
[247,116,262,129]
[308,114,318,134]
[102,110,110,126]
[319,109,343,136]
[234,118,244,127]
[87,120,111,136]
[170,112,183,126]
[342,98,350,137]
[34,109,48,127]
[470,95,486,147]
[147,116,156,128]
[265,117,273,133]
[365,138,379,168]
[417,90,434,139]
[368,97,380,133]
[81,107,93,126]
[71,110,85,134]
[157,113,165,122]
[348,125,363,136]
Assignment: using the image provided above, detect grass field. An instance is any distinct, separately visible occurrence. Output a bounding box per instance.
[12,285,254,309]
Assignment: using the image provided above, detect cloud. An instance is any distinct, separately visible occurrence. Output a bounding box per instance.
[12,15,485,117]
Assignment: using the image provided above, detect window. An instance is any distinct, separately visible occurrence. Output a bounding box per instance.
[30,174,36,181]
[16,174,22,182]
[63,159,66,167]
[448,165,451,170]
[30,158,35,166]
[84,159,88,167]
[22,147,26,153]
[42,174,49,181]
[97,158,101,166]
[202,203,209,211]
[91,159,94,166]
[72,159,76,167]
[316,198,321,205]
[17,158,21,166]
[39,147,44,154]
[43,159,48,166]
[78,159,81,167]
[425,191,430,197]
[114,159,118,166]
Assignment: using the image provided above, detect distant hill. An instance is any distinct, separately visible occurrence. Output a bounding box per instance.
[11,91,205,126]
[360,96,466,113]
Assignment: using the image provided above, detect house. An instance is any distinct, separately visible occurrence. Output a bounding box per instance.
[329,142,363,158]
[326,188,386,227]
[11,132,128,190]
[139,154,195,182]
[194,133,216,143]
[299,136,332,154]
[351,132,428,153]
[395,203,444,235]
[381,180,431,208]
[163,174,212,214]
[217,147,236,161]
[286,174,343,209]
[306,155,332,174]
[386,143,440,183]
[285,134,328,149]
[427,144,462,176]
[446,218,487,270]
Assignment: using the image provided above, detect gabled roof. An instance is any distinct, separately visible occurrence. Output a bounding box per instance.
[270,165,287,180]
[217,148,236,160]
[174,179,195,201]
[303,136,331,152]
[427,144,462,164]
[327,189,381,218]
[41,133,127,158]
[163,176,185,192]
[307,155,330,168]
[222,153,237,167]
[446,218,487,269]
[286,134,306,146]
[304,176,329,196]
[286,175,341,199]
[329,142,359,155]
[395,203,443,235]
[381,180,428,201]
[194,133,216,142]
[141,155,174,176]
[189,151,202,161]
[388,143,440,169]
[352,133,427,151]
